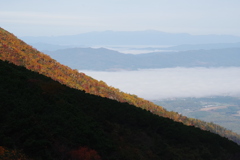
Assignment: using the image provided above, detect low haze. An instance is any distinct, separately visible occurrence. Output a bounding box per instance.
[80,67,240,100]
[1,0,240,36]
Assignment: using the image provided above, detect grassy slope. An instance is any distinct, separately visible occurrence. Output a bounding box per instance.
[1,27,240,146]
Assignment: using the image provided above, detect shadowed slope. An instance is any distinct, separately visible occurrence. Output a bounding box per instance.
[1,27,240,146]
[1,60,240,159]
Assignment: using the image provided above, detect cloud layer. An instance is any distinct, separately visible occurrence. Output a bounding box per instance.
[80,67,240,100]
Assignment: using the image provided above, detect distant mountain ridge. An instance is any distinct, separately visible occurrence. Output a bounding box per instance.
[21,30,240,46]
[44,47,240,71]
[28,42,240,52]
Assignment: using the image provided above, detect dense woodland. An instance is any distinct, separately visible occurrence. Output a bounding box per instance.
[1,57,240,160]
[1,27,240,159]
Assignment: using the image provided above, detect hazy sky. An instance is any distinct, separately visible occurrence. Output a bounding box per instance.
[81,67,240,100]
[1,0,240,36]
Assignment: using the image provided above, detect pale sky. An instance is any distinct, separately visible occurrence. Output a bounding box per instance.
[1,0,240,36]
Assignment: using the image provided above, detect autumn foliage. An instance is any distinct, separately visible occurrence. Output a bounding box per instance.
[0,146,30,160]
[1,45,240,159]
[1,27,240,146]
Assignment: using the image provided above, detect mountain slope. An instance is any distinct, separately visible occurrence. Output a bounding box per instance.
[1,27,240,145]
[1,59,240,160]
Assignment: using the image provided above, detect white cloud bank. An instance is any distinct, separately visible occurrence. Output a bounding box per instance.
[80,67,240,100]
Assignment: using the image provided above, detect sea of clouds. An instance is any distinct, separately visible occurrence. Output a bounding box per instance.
[80,67,240,100]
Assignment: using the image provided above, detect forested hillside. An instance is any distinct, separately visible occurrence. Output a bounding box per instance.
[1,59,240,159]
[1,27,240,146]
